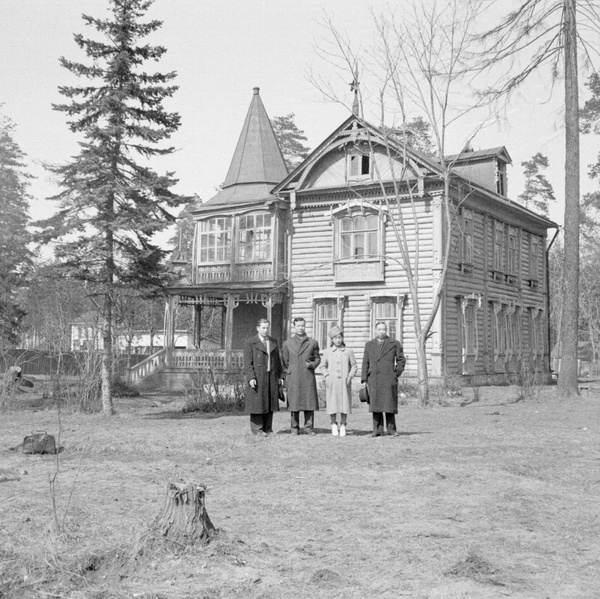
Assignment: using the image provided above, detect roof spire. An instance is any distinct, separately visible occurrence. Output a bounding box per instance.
[221,87,288,189]
[350,69,360,116]
[201,88,288,207]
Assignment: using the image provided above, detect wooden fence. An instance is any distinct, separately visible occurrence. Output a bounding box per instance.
[0,350,148,377]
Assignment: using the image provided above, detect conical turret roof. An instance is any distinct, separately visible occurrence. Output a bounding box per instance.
[203,87,288,207]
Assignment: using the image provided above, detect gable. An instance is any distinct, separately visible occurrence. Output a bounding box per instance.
[273,116,439,195]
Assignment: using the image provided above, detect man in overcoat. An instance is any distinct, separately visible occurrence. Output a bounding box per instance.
[244,319,283,436]
[281,317,321,435]
[361,321,406,437]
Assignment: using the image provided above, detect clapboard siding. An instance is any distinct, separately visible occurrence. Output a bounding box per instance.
[288,195,437,373]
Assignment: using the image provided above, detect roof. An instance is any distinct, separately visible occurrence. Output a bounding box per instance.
[445,146,512,164]
[203,87,288,208]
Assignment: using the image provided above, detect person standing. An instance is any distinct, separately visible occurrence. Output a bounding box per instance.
[361,321,406,437]
[281,317,321,435]
[320,326,357,437]
[244,319,283,436]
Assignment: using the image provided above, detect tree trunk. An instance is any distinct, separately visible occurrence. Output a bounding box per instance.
[152,482,216,546]
[101,292,115,416]
[415,339,430,406]
[558,0,580,398]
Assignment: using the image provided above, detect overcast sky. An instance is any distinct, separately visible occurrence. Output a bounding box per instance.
[1,0,597,243]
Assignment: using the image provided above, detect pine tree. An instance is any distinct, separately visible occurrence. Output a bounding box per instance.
[37,0,186,414]
[0,111,32,347]
[517,152,555,216]
[270,114,311,171]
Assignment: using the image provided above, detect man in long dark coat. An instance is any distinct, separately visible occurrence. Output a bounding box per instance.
[361,321,406,437]
[244,319,283,436]
[281,317,321,435]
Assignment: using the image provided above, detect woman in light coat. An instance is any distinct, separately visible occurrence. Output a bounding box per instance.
[320,326,357,437]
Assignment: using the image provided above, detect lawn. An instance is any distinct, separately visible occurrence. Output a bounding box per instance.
[1,387,599,598]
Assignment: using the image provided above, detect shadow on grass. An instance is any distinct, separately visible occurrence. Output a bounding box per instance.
[142,409,248,420]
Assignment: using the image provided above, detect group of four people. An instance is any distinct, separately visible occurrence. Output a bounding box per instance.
[244,317,406,437]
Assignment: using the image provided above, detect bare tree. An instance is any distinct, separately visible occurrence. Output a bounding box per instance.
[475,0,600,396]
[313,0,490,404]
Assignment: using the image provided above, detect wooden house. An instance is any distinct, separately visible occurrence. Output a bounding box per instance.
[130,88,557,389]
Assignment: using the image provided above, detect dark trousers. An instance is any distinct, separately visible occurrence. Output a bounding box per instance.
[250,411,274,435]
[372,412,396,435]
[290,410,314,432]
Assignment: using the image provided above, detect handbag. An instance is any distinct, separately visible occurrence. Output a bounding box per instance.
[359,386,370,403]
[22,431,57,455]
[278,380,286,402]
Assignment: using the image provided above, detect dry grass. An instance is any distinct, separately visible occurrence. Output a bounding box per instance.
[1,386,600,598]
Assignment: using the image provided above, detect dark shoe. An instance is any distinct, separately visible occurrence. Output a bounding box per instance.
[371,432,381,437]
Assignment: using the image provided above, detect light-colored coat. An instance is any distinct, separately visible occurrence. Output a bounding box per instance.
[361,337,406,413]
[244,334,282,414]
[281,335,321,411]
[320,345,358,415]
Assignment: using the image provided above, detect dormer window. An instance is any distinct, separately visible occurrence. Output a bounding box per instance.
[496,161,507,195]
[347,151,371,181]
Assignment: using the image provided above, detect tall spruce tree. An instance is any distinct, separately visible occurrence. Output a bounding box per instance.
[0,111,32,347]
[517,153,555,216]
[37,0,185,415]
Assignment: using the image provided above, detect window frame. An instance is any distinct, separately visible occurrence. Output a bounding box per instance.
[461,208,474,273]
[332,203,385,283]
[314,300,341,351]
[492,221,505,279]
[371,299,398,341]
[197,216,232,264]
[346,150,372,182]
[236,212,272,263]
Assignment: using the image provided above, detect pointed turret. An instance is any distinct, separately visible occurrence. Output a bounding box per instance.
[203,87,288,207]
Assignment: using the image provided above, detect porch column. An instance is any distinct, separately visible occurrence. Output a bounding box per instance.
[224,293,235,368]
[266,294,273,326]
[166,295,176,367]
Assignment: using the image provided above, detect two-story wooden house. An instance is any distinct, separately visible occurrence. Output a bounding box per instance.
[131,88,556,389]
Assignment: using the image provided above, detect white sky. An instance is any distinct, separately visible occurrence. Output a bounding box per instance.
[1,0,598,245]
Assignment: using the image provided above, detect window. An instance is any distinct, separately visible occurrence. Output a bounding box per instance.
[199,217,232,263]
[372,300,397,340]
[315,301,339,350]
[529,308,544,358]
[496,162,507,195]
[507,227,518,283]
[347,151,371,180]
[493,222,505,273]
[340,214,378,259]
[237,213,271,262]
[461,209,474,270]
[460,296,480,374]
[530,235,540,283]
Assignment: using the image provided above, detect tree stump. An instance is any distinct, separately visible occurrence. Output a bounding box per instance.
[152,482,216,546]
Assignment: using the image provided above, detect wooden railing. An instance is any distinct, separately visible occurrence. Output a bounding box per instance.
[127,347,167,384]
[127,348,245,384]
[173,349,244,370]
[195,262,274,284]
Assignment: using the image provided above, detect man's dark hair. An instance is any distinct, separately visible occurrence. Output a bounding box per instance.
[257,318,269,327]
[293,317,306,325]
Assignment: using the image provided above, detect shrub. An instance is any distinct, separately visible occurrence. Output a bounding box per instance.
[182,368,246,414]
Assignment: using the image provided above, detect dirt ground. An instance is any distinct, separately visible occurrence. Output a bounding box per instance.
[1,386,600,599]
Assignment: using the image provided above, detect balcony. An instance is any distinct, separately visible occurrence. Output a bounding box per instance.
[196,262,276,284]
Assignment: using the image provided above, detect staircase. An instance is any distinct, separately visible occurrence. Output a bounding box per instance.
[126,348,244,392]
